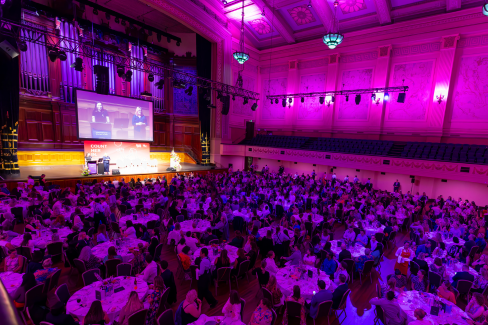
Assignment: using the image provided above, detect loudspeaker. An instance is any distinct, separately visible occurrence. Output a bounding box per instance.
[221,95,230,115]
[112,169,120,175]
[246,121,255,140]
[0,40,19,58]
[330,168,333,172]
[397,93,406,103]
[94,65,110,95]
[411,178,415,184]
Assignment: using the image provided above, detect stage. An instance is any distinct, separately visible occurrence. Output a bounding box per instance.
[0,162,222,182]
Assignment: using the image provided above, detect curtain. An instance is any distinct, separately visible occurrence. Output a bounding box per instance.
[130,44,144,98]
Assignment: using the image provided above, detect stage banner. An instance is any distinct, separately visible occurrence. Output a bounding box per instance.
[84,141,152,172]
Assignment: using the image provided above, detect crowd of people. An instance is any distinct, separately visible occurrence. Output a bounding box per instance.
[1,166,488,325]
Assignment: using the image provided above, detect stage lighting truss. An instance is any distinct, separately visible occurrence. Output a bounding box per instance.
[1,19,260,102]
[266,86,408,103]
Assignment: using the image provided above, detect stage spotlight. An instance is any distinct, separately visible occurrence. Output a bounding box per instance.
[17,40,27,52]
[155,80,164,90]
[124,70,132,82]
[185,86,193,96]
[121,20,126,26]
[232,95,236,101]
[345,95,349,102]
[282,98,286,107]
[148,74,154,82]
[115,17,119,23]
[48,48,58,62]
[331,96,335,102]
[93,8,98,15]
[274,98,278,104]
[58,51,67,61]
[105,13,111,20]
[217,91,222,100]
[176,41,181,46]
[251,102,258,111]
[371,93,376,101]
[243,97,249,105]
[117,66,125,77]
[70,57,83,71]
[270,99,273,105]
[204,90,211,101]
[167,37,171,43]
[301,97,304,103]
[319,97,324,104]
[355,94,361,105]
[384,92,390,101]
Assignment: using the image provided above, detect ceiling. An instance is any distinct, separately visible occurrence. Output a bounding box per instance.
[223,0,484,49]
[99,0,195,33]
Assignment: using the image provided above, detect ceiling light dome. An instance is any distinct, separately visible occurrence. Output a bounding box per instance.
[233,0,250,64]
[323,1,343,50]
[484,3,488,16]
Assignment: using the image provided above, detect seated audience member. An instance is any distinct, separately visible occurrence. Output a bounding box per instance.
[5,250,23,273]
[332,275,348,309]
[265,275,283,306]
[437,281,456,304]
[178,246,192,271]
[180,289,202,325]
[409,308,433,325]
[12,273,37,308]
[411,269,428,292]
[264,251,279,276]
[356,230,368,247]
[369,291,407,325]
[452,264,475,288]
[249,298,273,325]
[46,301,79,325]
[381,277,398,298]
[282,285,306,324]
[160,260,178,305]
[83,300,110,325]
[415,242,432,257]
[253,260,270,287]
[96,224,108,243]
[139,254,158,284]
[472,267,488,294]
[466,293,486,322]
[355,248,374,272]
[338,244,352,262]
[79,246,102,270]
[393,269,407,291]
[229,230,244,248]
[33,258,58,284]
[124,220,137,239]
[103,246,123,263]
[320,252,337,276]
[222,290,242,321]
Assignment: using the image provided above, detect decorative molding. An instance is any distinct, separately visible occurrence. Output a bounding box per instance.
[329,54,339,64]
[297,58,328,69]
[260,64,289,74]
[372,0,391,25]
[442,35,460,49]
[289,60,297,70]
[378,46,391,57]
[392,42,441,57]
[187,0,228,28]
[457,34,488,48]
[339,51,378,63]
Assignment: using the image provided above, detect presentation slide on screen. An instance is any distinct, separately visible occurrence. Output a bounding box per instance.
[76,90,153,142]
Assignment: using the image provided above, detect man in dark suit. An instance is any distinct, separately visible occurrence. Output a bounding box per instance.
[338,244,352,263]
[309,280,333,319]
[452,265,475,288]
[332,274,349,309]
[276,200,284,218]
[203,228,218,245]
[160,260,177,305]
[464,235,477,254]
[411,253,429,276]
[76,232,90,254]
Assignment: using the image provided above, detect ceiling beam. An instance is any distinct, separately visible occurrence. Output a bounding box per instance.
[446,0,461,12]
[252,0,295,44]
[372,0,391,25]
[310,0,334,31]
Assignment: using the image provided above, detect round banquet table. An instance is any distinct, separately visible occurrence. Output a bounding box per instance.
[353,222,385,237]
[193,244,239,268]
[397,290,469,325]
[92,238,147,263]
[119,213,159,228]
[128,200,152,210]
[300,214,323,227]
[179,220,211,234]
[329,240,365,259]
[425,257,478,282]
[8,227,72,249]
[61,206,93,221]
[276,265,336,301]
[0,272,24,295]
[258,226,273,238]
[66,276,149,323]
[0,201,31,218]
[425,232,465,249]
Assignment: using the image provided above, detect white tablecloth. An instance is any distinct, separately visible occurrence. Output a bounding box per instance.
[128,200,152,210]
[66,276,149,323]
[61,207,94,221]
[7,227,72,249]
[0,272,24,295]
[398,290,469,325]
[330,240,365,258]
[119,213,159,228]
[276,265,336,301]
[193,245,239,267]
[92,238,147,263]
[0,201,31,218]
[189,315,245,325]
[425,233,465,249]
[180,220,211,234]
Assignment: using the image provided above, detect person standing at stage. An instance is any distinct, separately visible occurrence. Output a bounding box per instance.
[132,107,147,140]
[102,154,110,175]
[91,102,109,123]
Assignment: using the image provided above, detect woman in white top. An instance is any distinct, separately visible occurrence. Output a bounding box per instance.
[264,251,279,275]
[124,220,137,239]
[167,223,182,245]
[222,290,242,322]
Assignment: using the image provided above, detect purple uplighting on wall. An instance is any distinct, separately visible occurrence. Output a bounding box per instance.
[20,22,49,96]
[59,22,82,103]
[130,44,144,98]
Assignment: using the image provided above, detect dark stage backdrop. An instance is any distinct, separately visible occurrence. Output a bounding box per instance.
[197,34,211,165]
[0,0,21,174]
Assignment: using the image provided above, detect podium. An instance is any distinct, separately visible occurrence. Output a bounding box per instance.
[90,122,112,139]
[97,161,105,175]
[87,161,98,175]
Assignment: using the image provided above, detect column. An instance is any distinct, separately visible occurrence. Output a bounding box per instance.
[323,54,340,135]
[373,45,392,137]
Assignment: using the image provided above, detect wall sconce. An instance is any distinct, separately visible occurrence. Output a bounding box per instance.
[436,94,445,104]
[374,98,381,106]
[326,100,331,107]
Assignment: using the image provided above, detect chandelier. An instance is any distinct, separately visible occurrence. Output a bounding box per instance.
[233,0,250,64]
[323,1,343,50]
[484,3,488,16]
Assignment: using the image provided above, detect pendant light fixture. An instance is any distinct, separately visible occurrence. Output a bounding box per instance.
[233,0,250,64]
[323,0,344,50]
[483,2,488,16]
